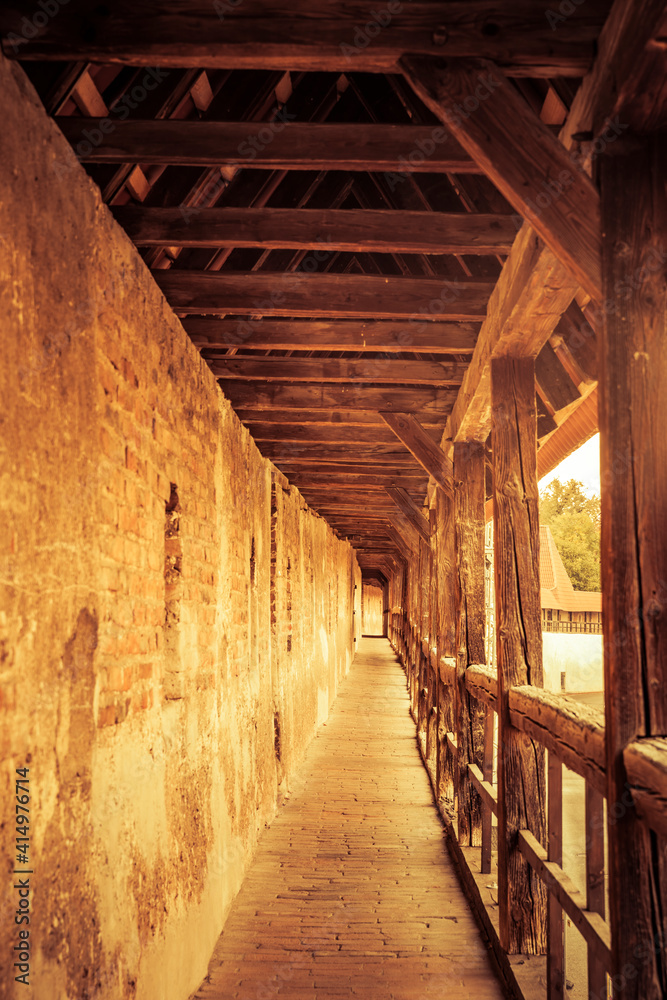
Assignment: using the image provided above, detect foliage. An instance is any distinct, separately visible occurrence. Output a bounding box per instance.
[539,478,601,591]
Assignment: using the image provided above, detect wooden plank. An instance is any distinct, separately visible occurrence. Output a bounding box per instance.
[624,738,667,841]
[518,830,611,967]
[239,409,443,427]
[547,755,565,1000]
[220,383,456,415]
[243,423,442,445]
[1,2,607,75]
[598,133,667,1000]
[492,354,547,955]
[385,487,430,543]
[585,782,607,1000]
[481,709,495,874]
[56,119,480,172]
[436,487,457,804]
[185,317,481,354]
[114,206,518,254]
[379,412,454,497]
[210,356,467,385]
[284,472,428,488]
[465,665,498,709]
[400,57,601,302]
[264,451,420,466]
[508,686,606,798]
[534,341,580,413]
[468,763,498,817]
[454,441,487,847]
[155,271,494,320]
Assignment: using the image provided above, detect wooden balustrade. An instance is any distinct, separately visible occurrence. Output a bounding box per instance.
[389,622,619,1000]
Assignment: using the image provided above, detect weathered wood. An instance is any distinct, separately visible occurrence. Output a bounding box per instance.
[184,318,480,354]
[508,687,606,798]
[481,709,495,874]
[559,0,667,148]
[155,271,494,320]
[492,354,547,955]
[534,341,580,413]
[114,206,517,254]
[283,471,427,487]
[465,664,498,709]
[454,441,486,847]
[220,383,456,416]
[585,783,607,1000]
[468,763,498,816]
[245,423,441,445]
[435,486,457,804]
[439,656,457,689]
[624,738,667,841]
[547,754,564,1000]
[385,487,430,543]
[380,412,455,497]
[56,118,480,171]
[400,57,602,302]
[517,831,611,967]
[2,2,607,75]
[599,133,667,1000]
[210,356,467,385]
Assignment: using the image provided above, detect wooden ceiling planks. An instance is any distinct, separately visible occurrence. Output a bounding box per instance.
[1,1,611,75]
[6,1,652,565]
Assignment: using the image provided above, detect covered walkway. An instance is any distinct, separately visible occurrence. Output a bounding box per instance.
[192,638,505,1000]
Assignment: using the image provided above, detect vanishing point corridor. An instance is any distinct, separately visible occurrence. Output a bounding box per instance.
[192,639,505,1000]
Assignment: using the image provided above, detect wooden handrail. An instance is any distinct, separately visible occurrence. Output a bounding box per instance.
[624,736,667,839]
[465,664,498,708]
[468,763,498,816]
[518,830,611,967]
[509,686,606,797]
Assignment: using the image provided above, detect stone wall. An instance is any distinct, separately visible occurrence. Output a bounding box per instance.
[0,56,360,1000]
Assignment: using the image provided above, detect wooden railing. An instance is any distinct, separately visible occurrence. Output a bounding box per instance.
[389,610,614,1000]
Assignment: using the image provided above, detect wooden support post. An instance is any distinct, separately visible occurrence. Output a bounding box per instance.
[481,709,495,874]
[599,133,667,1000]
[548,754,565,1000]
[492,354,547,955]
[436,484,457,805]
[454,441,487,846]
[585,783,606,1000]
[426,505,438,768]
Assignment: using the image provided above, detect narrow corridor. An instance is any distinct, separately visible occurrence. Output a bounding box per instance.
[192,638,506,999]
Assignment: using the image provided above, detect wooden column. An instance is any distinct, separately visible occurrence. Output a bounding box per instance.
[454,441,487,846]
[492,354,547,954]
[436,484,457,805]
[599,133,667,999]
[426,505,439,767]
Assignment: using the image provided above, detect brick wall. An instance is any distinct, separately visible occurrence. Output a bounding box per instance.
[0,56,360,1000]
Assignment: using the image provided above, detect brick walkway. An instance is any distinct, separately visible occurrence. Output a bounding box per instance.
[193,637,506,999]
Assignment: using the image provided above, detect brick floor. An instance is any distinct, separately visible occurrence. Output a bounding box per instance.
[192,637,507,999]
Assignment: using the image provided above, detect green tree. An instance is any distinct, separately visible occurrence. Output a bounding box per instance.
[540,478,601,591]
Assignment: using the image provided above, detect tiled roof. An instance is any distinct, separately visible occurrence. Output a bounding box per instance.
[540,524,601,613]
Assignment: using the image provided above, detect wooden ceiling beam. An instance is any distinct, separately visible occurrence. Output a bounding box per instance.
[284,472,427,488]
[155,271,494,320]
[401,56,602,302]
[1,3,607,76]
[244,422,442,445]
[55,119,480,172]
[380,411,454,497]
[384,486,430,542]
[239,409,442,427]
[210,356,466,385]
[220,383,454,416]
[185,318,480,354]
[114,206,517,255]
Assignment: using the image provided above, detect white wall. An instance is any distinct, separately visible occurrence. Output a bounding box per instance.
[542,632,603,693]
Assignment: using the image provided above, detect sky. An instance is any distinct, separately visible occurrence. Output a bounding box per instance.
[538,433,601,497]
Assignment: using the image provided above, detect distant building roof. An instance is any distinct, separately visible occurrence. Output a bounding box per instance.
[540,524,602,613]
